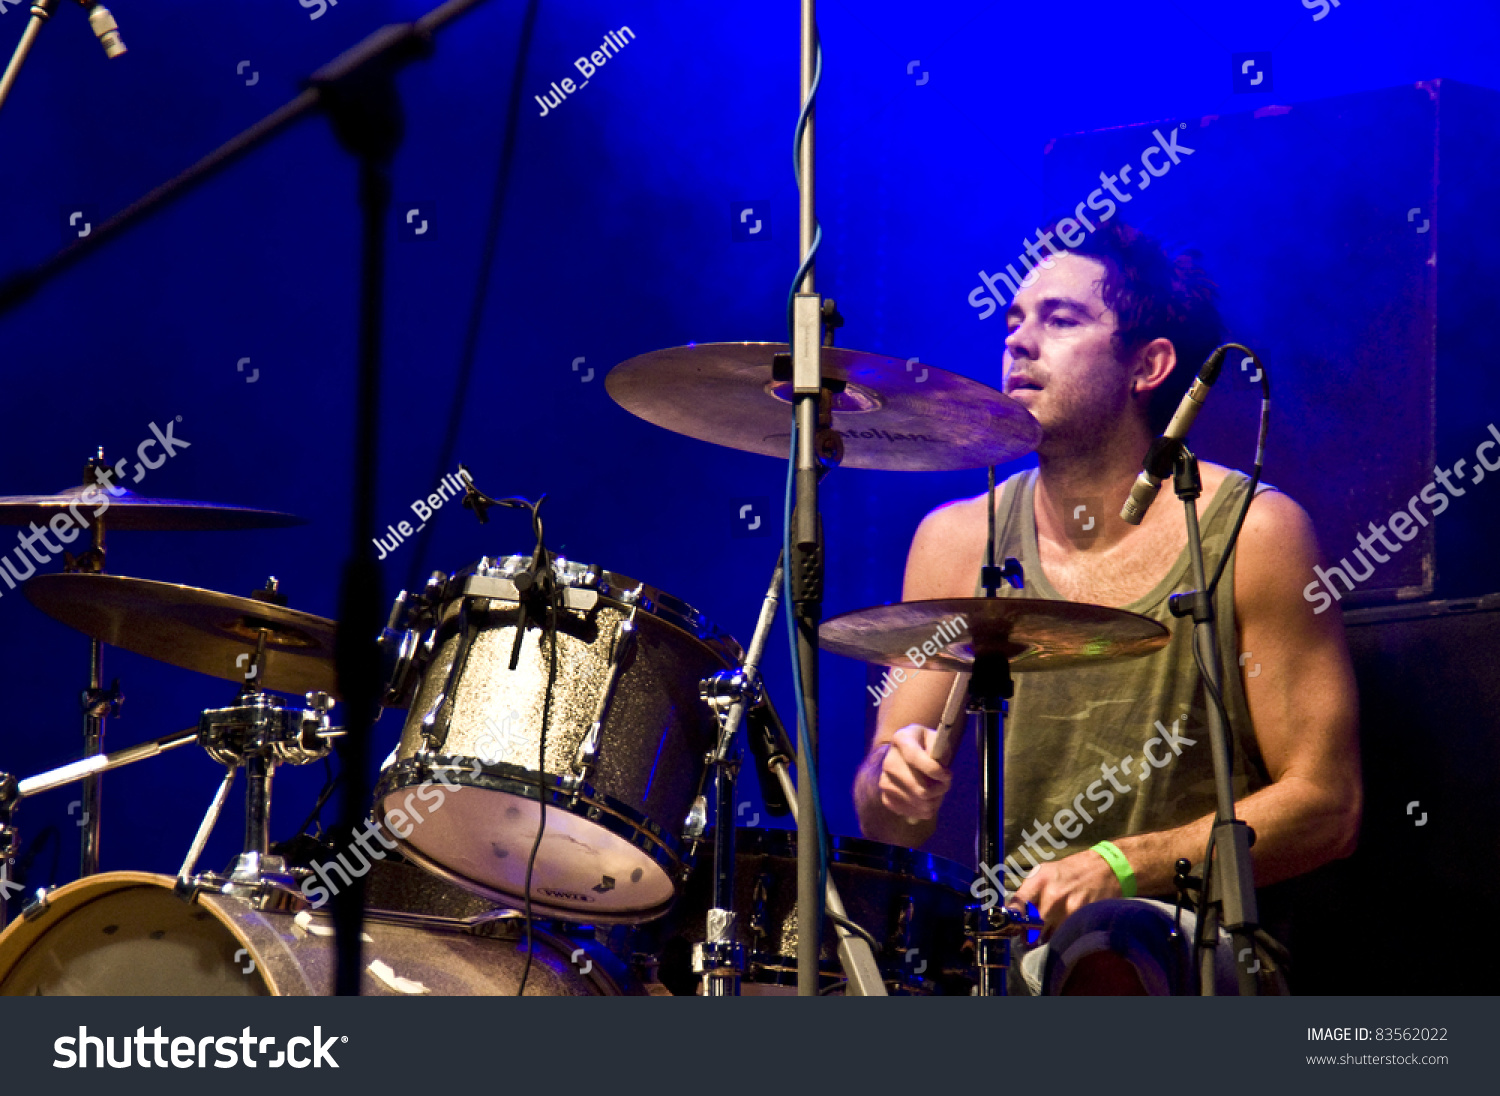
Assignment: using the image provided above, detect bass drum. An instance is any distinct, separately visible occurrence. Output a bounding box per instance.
[0,872,642,996]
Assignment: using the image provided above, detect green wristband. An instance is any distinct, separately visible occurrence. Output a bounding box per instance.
[1091,840,1137,898]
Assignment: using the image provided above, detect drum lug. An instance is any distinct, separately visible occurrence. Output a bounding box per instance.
[20,886,54,922]
[750,873,771,940]
[418,691,447,755]
[565,611,638,793]
[682,795,708,842]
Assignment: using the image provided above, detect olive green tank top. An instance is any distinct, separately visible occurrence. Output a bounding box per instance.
[983,468,1273,895]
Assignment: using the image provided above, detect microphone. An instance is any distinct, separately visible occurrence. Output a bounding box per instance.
[1120,346,1229,525]
[75,3,127,59]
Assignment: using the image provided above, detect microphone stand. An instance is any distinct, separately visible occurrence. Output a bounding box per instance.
[1166,448,1261,996]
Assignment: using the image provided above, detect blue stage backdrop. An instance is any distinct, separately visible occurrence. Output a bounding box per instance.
[0,0,1495,890]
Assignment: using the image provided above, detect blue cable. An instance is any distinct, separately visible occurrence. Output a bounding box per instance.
[784,421,829,911]
[784,43,824,340]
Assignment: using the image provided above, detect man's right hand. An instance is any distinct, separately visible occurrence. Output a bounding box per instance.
[873,724,954,822]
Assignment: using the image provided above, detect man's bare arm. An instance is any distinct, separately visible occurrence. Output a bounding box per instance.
[1013,490,1362,931]
[854,497,986,845]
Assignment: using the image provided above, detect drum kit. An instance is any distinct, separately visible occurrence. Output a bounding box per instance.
[0,0,1197,999]
[0,339,1173,997]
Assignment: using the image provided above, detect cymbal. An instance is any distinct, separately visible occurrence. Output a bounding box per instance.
[0,486,304,532]
[606,342,1041,471]
[819,597,1169,674]
[26,574,338,696]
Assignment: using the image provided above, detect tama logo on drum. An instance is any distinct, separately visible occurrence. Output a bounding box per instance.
[539,887,595,903]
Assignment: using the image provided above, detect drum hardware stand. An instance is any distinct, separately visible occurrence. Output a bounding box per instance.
[0,721,208,928]
[692,557,785,997]
[0,772,18,929]
[1165,448,1261,996]
[67,449,126,879]
[764,744,888,997]
[697,555,888,996]
[961,466,1043,996]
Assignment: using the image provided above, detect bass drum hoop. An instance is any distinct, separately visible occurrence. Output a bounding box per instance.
[0,871,643,996]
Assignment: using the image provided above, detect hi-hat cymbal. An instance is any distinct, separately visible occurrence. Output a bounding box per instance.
[606,342,1041,471]
[819,597,1169,674]
[0,486,304,532]
[26,574,338,696]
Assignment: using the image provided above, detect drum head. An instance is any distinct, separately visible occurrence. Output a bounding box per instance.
[0,872,268,996]
[379,784,676,920]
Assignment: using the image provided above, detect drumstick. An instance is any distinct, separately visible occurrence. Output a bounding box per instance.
[901,671,970,825]
[927,670,971,768]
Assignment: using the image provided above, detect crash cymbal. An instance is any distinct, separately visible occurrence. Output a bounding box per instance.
[26,574,337,696]
[0,486,304,532]
[606,342,1040,471]
[819,596,1169,674]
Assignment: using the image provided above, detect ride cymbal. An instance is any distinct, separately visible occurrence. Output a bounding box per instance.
[606,342,1040,471]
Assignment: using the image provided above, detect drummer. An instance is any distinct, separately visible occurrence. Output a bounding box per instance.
[853,219,1361,994]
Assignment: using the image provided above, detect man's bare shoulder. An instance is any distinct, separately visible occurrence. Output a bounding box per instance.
[1212,466,1329,618]
[904,490,997,599]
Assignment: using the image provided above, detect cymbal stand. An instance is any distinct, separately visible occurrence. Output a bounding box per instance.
[694,554,776,995]
[788,0,828,996]
[965,465,1042,995]
[72,450,125,879]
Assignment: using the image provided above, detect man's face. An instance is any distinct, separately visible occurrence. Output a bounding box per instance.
[1002,253,1134,451]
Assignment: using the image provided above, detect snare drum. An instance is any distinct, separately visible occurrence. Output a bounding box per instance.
[637,828,976,995]
[0,871,641,996]
[376,555,740,923]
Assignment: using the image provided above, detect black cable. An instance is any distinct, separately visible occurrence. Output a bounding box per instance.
[404,0,544,599]
[509,497,555,997]
[295,756,339,839]
[830,911,881,955]
[1183,342,1271,994]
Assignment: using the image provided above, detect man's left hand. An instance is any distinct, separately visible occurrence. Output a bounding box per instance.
[1010,849,1123,938]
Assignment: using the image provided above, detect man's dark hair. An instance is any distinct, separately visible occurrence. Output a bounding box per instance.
[1038,217,1224,434]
